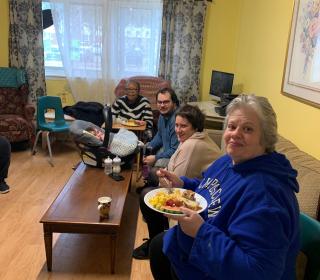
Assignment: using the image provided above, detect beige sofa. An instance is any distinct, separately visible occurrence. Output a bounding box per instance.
[276,135,320,220]
[206,129,320,220]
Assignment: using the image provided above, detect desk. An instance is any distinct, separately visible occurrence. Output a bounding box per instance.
[40,162,132,274]
[188,101,225,130]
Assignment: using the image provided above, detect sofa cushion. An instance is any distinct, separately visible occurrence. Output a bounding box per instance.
[206,131,320,219]
[0,114,34,142]
[205,129,223,148]
[276,136,320,219]
[0,87,28,115]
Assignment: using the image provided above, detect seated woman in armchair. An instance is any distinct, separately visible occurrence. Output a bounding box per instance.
[112,79,154,141]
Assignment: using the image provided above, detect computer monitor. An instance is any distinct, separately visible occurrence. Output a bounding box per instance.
[209,70,234,102]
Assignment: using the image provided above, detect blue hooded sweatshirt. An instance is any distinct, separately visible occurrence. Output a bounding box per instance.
[163,152,300,280]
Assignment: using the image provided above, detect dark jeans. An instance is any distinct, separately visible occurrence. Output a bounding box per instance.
[149,232,179,280]
[145,166,159,186]
[0,136,11,182]
[140,187,169,239]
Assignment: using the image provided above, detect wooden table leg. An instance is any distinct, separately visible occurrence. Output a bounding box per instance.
[136,151,141,182]
[110,234,117,274]
[43,225,53,271]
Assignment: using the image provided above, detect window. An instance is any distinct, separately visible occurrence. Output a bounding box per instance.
[42,2,64,76]
[42,1,163,78]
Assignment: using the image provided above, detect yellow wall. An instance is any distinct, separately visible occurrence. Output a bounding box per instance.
[46,78,74,105]
[0,0,9,66]
[234,0,320,160]
[201,0,320,160]
[200,0,241,101]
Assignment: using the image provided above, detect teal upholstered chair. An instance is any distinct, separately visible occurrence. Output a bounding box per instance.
[32,96,69,166]
[299,212,320,280]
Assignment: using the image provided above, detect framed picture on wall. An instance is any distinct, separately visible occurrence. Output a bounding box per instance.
[282,0,320,106]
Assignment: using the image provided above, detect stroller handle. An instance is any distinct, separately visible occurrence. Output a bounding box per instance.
[102,105,112,147]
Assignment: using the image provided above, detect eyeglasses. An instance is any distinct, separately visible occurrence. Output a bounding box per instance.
[157,100,171,105]
[125,88,138,92]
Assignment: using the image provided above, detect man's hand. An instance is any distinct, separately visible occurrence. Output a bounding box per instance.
[165,207,204,238]
[135,120,146,125]
[143,155,156,166]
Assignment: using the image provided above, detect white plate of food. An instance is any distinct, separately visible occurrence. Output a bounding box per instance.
[144,188,207,216]
[122,119,144,127]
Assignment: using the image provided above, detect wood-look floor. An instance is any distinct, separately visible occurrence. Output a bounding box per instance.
[131,211,153,280]
[0,141,145,280]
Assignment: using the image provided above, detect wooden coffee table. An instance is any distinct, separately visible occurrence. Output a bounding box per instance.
[40,162,132,274]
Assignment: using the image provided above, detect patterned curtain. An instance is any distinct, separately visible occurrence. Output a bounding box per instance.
[8,0,46,104]
[159,0,207,103]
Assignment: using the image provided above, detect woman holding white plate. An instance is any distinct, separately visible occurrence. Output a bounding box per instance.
[149,95,300,280]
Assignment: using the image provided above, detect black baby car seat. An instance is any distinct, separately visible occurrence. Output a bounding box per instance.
[70,106,138,168]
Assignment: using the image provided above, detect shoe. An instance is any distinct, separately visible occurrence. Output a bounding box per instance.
[0,182,10,194]
[132,238,150,260]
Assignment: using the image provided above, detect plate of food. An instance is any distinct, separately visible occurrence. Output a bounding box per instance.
[144,188,207,216]
[123,119,144,127]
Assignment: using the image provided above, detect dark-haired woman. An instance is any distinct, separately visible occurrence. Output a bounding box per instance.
[133,104,221,259]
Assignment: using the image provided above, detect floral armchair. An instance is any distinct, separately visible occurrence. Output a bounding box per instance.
[114,76,171,128]
[0,67,35,144]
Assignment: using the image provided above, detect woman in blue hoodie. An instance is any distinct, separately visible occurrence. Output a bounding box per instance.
[149,94,300,280]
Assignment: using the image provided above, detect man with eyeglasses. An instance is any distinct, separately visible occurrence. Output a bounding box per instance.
[140,88,179,188]
[112,79,154,140]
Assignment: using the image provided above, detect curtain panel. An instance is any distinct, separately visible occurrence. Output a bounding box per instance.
[49,0,162,105]
[9,0,46,103]
[159,0,207,103]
